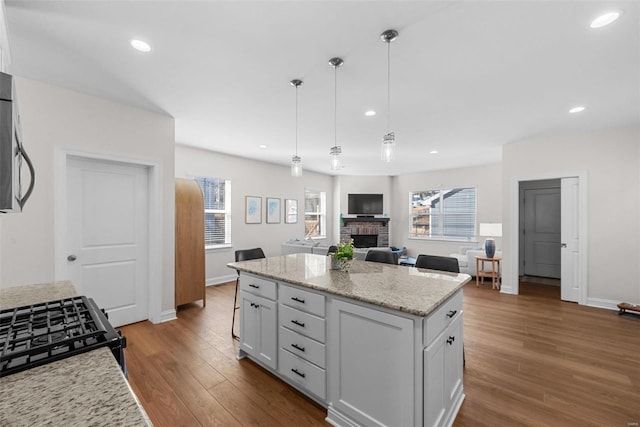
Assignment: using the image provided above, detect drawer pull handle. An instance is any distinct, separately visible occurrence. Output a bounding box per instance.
[291,368,306,378]
[446,336,455,345]
[446,310,457,318]
[291,297,306,304]
[291,343,305,352]
[249,284,260,289]
[250,302,259,308]
[291,320,305,328]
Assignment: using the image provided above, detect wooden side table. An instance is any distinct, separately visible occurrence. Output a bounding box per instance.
[476,256,502,290]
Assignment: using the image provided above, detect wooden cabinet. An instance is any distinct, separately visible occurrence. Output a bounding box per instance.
[239,275,277,370]
[174,178,205,308]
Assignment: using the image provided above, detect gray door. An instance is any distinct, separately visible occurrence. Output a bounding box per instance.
[523,187,561,278]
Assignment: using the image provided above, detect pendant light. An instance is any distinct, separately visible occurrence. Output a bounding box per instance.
[380,29,398,162]
[329,57,344,171]
[290,79,303,177]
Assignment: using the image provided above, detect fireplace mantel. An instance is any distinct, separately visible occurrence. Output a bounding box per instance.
[342,217,390,226]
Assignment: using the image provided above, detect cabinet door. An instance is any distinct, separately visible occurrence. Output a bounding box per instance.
[424,331,446,427]
[444,314,463,408]
[257,298,277,370]
[240,291,259,356]
[240,291,277,370]
[328,299,415,427]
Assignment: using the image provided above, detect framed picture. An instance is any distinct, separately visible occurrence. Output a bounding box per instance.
[266,197,281,224]
[285,199,298,224]
[245,196,262,224]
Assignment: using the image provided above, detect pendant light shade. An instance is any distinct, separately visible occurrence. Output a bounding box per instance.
[328,57,344,171]
[380,29,398,163]
[290,79,303,177]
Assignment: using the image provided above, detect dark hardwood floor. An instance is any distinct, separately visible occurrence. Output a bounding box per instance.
[120,279,640,427]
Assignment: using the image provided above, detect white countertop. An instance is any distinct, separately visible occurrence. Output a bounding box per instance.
[0,281,152,427]
[228,253,471,317]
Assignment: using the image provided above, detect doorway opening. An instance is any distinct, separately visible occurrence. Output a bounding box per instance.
[506,172,587,305]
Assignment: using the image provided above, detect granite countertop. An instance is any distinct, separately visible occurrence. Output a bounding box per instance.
[0,281,152,427]
[228,253,471,317]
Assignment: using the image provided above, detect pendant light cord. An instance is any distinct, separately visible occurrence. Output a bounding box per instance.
[334,64,338,149]
[387,39,391,133]
[295,84,299,156]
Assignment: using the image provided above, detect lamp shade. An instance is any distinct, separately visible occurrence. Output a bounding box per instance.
[479,223,502,237]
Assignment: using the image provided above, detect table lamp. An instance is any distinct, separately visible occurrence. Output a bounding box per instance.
[479,223,502,258]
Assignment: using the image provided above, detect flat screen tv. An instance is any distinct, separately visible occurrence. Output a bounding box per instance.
[348,194,383,215]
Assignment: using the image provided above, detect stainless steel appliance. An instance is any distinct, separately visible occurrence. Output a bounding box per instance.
[0,71,34,213]
[0,296,126,377]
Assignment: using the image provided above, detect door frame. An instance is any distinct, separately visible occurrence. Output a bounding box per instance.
[53,148,163,323]
[505,171,588,304]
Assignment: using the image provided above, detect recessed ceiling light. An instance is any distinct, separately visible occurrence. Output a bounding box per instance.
[130,39,152,53]
[429,150,439,154]
[364,110,376,117]
[590,11,621,29]
[569,106,586,114]
[259,144,268,149]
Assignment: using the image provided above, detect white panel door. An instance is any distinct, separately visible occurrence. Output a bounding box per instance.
[523,188,561,278]
[66,157,149,326]
[561,177,580,302]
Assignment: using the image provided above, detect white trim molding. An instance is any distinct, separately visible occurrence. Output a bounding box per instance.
[207,274,237,286]
[54,147,165,324]
[504,171,588,306]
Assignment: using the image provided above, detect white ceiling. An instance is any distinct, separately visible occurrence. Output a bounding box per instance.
[4,1,639,176]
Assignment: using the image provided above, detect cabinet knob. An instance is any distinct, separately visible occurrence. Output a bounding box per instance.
[67,254,77,262]
[446,310,457,318]
[446,336,455,345]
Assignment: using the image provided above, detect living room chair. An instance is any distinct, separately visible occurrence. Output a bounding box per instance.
[232,247,265,340]
[365,250,398,265]
[415,254,460,273]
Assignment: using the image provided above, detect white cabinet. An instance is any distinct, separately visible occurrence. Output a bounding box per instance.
[424,303,464,427]
[239,274,277,370]
[278,284,327,401]
[327,299,416,427]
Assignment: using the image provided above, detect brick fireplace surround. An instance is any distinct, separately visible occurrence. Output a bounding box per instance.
[340,217,390,248]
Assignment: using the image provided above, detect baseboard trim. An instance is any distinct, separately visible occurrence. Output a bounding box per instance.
[586,297,620,311]
[207,274,236,286]
[156,309,177,323]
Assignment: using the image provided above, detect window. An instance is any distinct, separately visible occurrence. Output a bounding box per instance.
[194,176,231,248]
[304,189,326,239]
[409,188,476,241]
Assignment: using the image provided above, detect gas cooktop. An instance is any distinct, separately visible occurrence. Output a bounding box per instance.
[0,295,125,377]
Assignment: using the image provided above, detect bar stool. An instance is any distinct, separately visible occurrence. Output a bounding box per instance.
[232,247,265,340]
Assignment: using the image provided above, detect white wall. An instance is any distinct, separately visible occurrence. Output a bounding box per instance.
[0,78,176,319]
[175,144,334,285]
[502,126,640,306]
[390,163,503,258]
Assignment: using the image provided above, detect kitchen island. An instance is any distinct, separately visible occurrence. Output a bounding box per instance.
[228,253,471,427]
[0,281,152,427]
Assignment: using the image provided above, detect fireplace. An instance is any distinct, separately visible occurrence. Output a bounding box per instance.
[340,217,390,247]
[352,235,378,248]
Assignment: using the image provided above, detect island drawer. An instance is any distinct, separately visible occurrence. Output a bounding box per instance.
[279,284,325,317]
[240,274,277,300]
[279,326,326,368]
[423,290,463,346]
[279,304,325,343]
[279,348,326,400]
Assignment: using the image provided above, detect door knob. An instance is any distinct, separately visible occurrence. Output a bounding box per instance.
[67,254,77,261]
